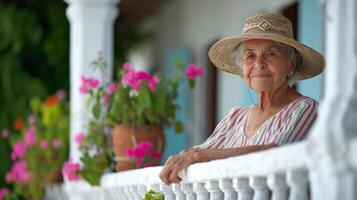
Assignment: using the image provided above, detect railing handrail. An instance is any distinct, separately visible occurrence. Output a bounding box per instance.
[100,141,308,188]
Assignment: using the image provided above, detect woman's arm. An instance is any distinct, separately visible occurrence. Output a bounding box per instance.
[159,143,277,185]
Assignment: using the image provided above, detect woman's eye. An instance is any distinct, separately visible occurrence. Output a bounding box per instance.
[267,51,275,56]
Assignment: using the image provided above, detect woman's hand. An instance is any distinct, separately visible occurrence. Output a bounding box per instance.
[159,148,202,185]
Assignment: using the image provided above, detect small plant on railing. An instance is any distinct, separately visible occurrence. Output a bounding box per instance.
[142,189,164,200]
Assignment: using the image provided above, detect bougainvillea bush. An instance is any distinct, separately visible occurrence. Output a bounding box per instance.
[0,91,69,200]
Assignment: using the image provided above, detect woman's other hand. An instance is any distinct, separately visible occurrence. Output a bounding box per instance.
[159,148,202,185]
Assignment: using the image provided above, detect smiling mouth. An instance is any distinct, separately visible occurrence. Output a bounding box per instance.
[252,74,271,78]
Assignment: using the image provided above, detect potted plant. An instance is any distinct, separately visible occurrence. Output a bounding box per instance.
[62,57,204,186]
[1,91,69,200]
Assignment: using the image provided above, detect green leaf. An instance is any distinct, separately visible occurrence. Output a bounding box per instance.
[137,86,151,114]
[174,121,183,133]
[188,79,196,89]
[92,101,101,119]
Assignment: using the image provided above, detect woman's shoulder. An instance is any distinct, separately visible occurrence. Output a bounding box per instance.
[287,95,319,117]
[295,96,319,107]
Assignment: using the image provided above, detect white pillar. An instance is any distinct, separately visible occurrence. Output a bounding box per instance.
[308,0,357,199]
[65,0,119,162]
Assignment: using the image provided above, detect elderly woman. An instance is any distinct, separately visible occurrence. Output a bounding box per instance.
[160,13,325,185]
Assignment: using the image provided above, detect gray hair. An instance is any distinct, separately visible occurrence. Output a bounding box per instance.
[233,41,303,87]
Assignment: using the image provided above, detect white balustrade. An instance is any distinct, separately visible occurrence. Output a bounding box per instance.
[161,184,175,200]
[138,185,148,198]
[267,174,289,200]
[182,183,196,199]
[172,184,186,200]
[206,180,224,200]
[287,170,309,200]
[250,177,269,200]
[219,179,237,200]
[193,182,209,200]
[233,178,253,200]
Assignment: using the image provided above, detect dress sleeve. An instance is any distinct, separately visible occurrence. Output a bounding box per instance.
[193,107,241,149]
[271,98,318,146]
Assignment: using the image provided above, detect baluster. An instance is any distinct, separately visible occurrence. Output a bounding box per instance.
[124,186,135,199]
[161,184,175,200]
[137,185,148,199]
[130,185,141,200]
[100,188,112,200]
[219,178,237,200]
[233,178,253,200]
[250,177,269,200]
[193,182,209,200]
[182,183,196,200]
[172,184,186,200]
[287,170,309,200]
[267,174,288,200]
[206,180,224,200]
[108,187,118,199]
[115,187,126,200]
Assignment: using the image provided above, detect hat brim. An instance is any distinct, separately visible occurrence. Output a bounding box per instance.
[208,33,325,81]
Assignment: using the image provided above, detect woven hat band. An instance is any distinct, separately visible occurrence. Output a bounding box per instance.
[242,14,294,39]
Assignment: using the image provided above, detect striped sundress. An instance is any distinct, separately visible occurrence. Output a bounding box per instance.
[197,96,318,149]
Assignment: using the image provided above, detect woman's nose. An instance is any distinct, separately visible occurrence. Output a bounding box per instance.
[254,55,266,69]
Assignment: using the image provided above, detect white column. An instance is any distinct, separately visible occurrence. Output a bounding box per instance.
[307,0,357,199]
[64,0,119,162]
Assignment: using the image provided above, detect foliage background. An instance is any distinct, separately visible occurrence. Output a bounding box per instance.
[0,0,153,191]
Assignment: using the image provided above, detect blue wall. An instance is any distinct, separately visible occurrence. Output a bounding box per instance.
[162,49,191,162]
[298,0,325,101]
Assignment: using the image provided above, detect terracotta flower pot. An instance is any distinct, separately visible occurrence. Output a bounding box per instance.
[112,124,165,171]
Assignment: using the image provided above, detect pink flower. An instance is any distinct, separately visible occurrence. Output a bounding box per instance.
[107,83,116,94]
[1,129,9,139]
[0,188,10,200]
[27,115,36,125]
[90,79,100,89]
[11,141,27,161]
[135,158,143,168]
[75,133,85,145]
[79,76,100,95]
[123,62,133,72]
[150,151,162,160]
[121,72,142,91]
[62,158,80,181]
[143,162,156,167]
[137,141,152,152]
[124,148,134,157]
[24,127,36,146]
[6,160,32,184]
[133,148,145,158]
[55,90,67,100]
[148,76,160,92]
[39,140,49,149]
[185,64,205,80]
[136,71,152,80]
[52,139,62,148]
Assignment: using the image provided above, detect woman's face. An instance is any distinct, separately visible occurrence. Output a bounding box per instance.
[241,39,294,93]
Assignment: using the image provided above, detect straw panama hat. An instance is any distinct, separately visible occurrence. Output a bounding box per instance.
[208,13,325,80]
